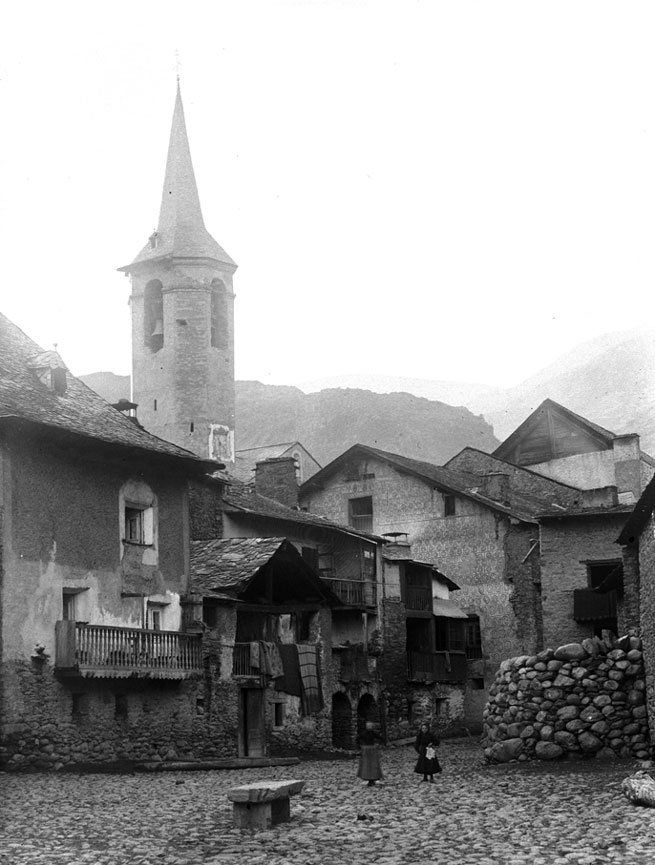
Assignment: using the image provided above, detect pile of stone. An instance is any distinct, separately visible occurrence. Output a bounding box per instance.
[482,634,649,763]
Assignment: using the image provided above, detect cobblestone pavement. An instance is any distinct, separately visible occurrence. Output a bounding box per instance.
[2,739,655,865]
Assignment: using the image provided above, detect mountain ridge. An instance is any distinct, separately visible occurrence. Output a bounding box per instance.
[80,328,655,464]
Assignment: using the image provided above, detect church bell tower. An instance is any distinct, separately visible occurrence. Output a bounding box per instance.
[119,84,236,465]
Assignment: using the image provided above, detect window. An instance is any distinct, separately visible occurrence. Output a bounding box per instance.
[124,503,154,545]
[470,677,485,690]
[435,617,465,652]
[52,367,67,395]
[125,507,144,543]
[444,495,456,517]
[465,615,483,659]
[274,702,285,727]
[120,480,157,559]
[144,279,164,352]
[62,590,77,621]
[147,603,165,631]
[349,496,373,532]
[362,547,376,580]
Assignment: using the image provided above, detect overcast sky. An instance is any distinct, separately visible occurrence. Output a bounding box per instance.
[2,1,654,390]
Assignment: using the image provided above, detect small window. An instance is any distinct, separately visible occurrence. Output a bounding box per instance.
[465,615,483,659]
[470,677,485,690]
[147,603,165,631]
[125,507,144,543]
[62,590,77,622]
[444,495,456,517]
[124,504,153,545]
[274,702,285,727]
[349,496,373,532]
[52,367,67,395]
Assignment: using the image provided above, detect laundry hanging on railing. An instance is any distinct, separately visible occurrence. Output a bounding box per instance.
[274,643,302,697]
[297,643,324,716]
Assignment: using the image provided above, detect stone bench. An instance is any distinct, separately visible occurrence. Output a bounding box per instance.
[227,779,305,830]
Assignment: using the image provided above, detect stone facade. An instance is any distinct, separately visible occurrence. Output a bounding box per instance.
[482,635,649,763]
[300,453,530,716]
[539,513,629,648]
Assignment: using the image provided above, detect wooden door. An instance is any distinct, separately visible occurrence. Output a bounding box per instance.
[240,688,265,757]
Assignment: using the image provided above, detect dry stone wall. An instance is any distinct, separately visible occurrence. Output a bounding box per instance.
[482,633,649,763]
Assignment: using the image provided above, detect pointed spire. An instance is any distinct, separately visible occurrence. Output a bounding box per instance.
[121,83,235,271]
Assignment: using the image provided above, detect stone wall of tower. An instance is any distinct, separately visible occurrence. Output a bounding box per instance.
[131,263,235,464]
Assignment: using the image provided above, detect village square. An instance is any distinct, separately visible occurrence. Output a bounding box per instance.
[3,7,655,861]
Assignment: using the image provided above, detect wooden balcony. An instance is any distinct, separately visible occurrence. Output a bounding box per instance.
[405,585,433,612]
[407,650,468,683]
[573,589,617,622]
[323,578,377,608]
[232,643,265,678]
[55,621,203,680]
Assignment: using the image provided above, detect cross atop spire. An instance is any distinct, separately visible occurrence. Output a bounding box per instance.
[120,83,235,272]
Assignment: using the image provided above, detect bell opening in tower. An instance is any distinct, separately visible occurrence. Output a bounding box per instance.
[144,279,164,352]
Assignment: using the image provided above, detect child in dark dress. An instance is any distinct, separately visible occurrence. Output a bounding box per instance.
[414,721,441,782]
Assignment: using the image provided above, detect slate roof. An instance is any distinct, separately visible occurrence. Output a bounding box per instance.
[300,443,573,523]
[223,476,384,541]
[120,84,235,273]
[190,537,290,594]
[0,312,220,471]
[190,537,342,607]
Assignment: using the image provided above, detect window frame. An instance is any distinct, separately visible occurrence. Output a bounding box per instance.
[348,496,373,532]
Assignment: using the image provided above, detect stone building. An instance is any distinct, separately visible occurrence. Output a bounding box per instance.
[298,443,579,728]
[0,311,223,770]
[118,84,237,466]
[488,399,654,649]
[189,456,467,744]
[617,473,655,745]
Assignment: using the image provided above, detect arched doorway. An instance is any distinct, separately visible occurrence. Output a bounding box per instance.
[331,692,352,749]
[356,693,379,737]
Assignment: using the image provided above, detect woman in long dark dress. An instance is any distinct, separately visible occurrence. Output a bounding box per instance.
[357,721,384,786]
[414,721,441,782]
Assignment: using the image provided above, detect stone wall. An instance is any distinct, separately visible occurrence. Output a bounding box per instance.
[0,659,240,771]
[538,514,627,649]
[636,512,655,747]
[482,634,649,762]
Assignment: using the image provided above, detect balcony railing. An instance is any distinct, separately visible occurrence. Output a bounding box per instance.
[407,650,468,683]
[323,578,377,608]
[573,589,617,622]
[405,585,433,612]
[232,643,265,678]
[55,621,203,679]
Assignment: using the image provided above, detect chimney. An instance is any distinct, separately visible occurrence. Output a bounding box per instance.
[613,434,642,504]
[254,457,299,508]
[481,472,510,505]
[382,532,412,559]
